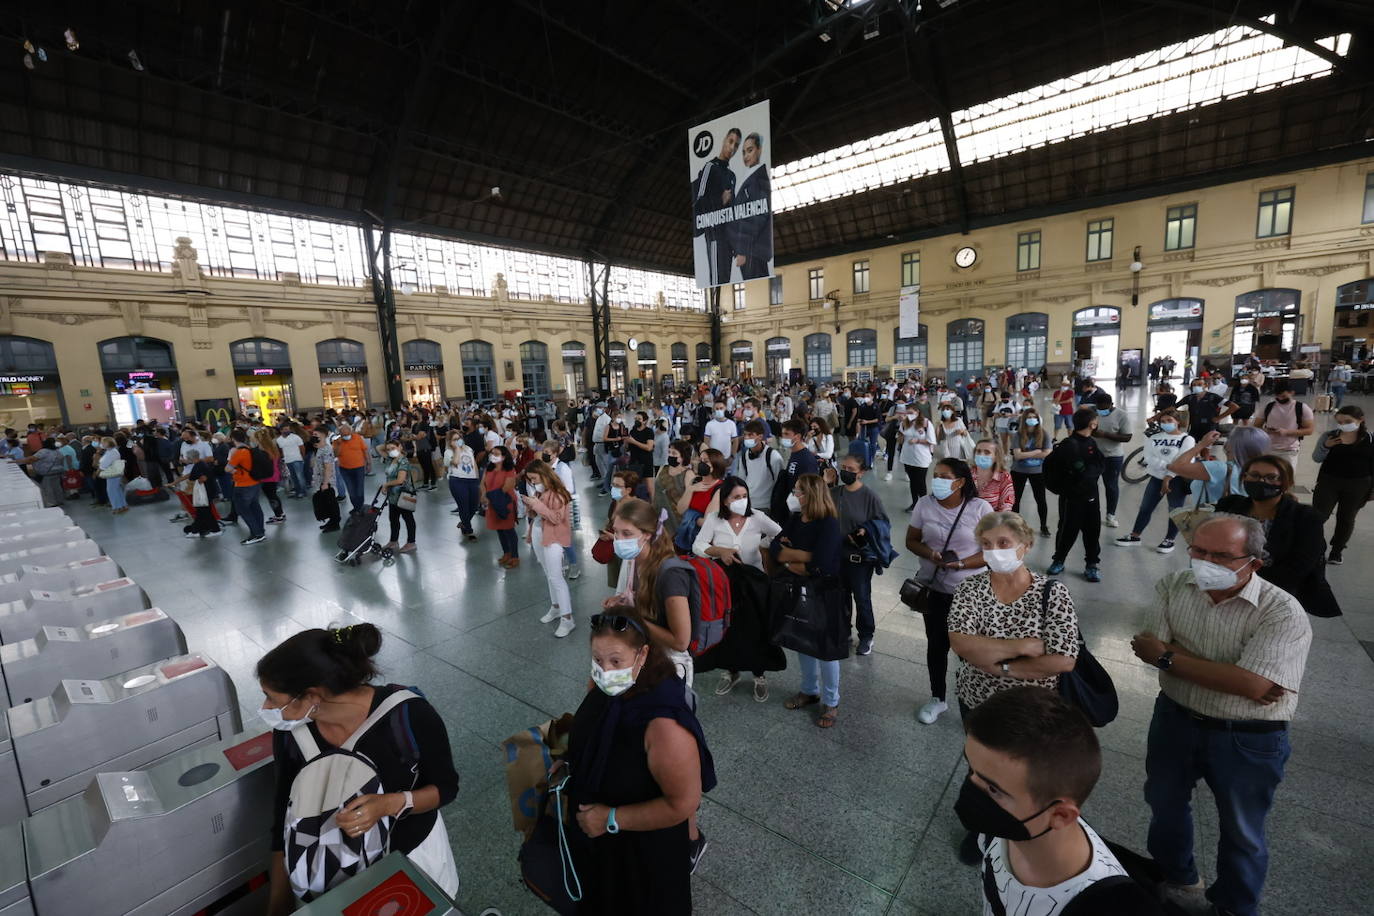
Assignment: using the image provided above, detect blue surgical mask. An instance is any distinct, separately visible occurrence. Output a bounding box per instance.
[1097,407,1112,416]
[931,477,955,499]
[974,455,994,470]
[613,537,643,560]
[1025,417,1040,427]
[1159,422,1178,433]
[610,486,623,500]
[742,438,757,450]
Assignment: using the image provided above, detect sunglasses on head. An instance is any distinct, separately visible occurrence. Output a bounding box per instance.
[589,614,648,638]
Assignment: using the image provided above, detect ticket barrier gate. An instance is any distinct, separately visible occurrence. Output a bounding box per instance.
[0,654,241,823]
[0,578,148,645]
[2,729,276,916]
[0,541,100,577]
[0,509,71,531]
[0,608,186,707]
[293,852,464,915]
[0,529,83,556]
[0,557,122,604]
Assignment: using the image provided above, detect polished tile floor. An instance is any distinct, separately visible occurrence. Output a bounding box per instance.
[62,386,1374,915]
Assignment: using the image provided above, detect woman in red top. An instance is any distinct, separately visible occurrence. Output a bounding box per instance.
[676,447,727,516]
[972,439,1015,512]
[481,445,521,568]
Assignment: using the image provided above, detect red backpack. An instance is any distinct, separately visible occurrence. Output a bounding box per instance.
[663,555,732,656]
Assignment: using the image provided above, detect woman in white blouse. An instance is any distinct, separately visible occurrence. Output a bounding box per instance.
[898,407,937,512]
[806,416,836,469]
[694,475,782,701]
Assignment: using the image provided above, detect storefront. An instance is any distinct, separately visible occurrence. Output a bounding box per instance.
[0,336,65,428]
[99,336,182,425]
[402,340,445,406]
[459,340,496,403]
[561,341,588,397]
[230,338,294,421]
[1333,279,1374,361]
[1147,299,1204,382]
[1233,289,1301,365]
[1005,313,1048,372]
[316,338,369,410]
[730,340,754,379]
[765,336,792,381]
[1071,307,1121,381]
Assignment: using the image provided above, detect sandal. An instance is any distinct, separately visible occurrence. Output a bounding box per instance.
[815,705,839,728]
[784,692,820,710]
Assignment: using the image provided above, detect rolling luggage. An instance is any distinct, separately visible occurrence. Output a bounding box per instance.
[334,488,389,566]
[1315,393,1335,413]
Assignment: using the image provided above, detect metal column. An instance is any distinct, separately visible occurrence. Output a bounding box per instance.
[587,260,611,395]
[363,220,406,410]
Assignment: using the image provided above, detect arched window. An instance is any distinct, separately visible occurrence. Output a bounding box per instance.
[402,339,443,367]
[316,338,367,367]
[637,342,658,363]
[695,342,712,379]
[1072,307,1121,333]
[1005,313,1048,370]
[1234,289,1301,360]
[893,325,927,365]
[946,319,984,377]
[846,328,877,367]
[460,340,496,401]
[0,336,58,372]
[561,341,588,395]
[804,333,832,381]
[230,338,291,370]
[520,340,550,397]
[99,336,176,372]
[671,342,688,368]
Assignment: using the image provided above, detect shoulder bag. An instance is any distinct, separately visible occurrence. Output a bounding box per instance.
[1039,579,1118,727]
[899,498,968,614]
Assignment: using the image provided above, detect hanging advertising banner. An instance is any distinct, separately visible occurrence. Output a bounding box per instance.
[689,99,773,289]
[899,286,921,339]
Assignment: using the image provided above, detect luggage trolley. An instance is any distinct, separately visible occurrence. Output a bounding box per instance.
[334,487,394,567]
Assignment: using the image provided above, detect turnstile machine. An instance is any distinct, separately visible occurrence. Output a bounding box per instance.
[0,507,68,530]
[0,529,83,556]
[0,557,122,604]
[0,541,100,577]
[293,852,464,915]
[0,578,149,645]
[0,822,27,916]
[0,654,241,822]
[7,729,276,915]
[0,608,187,707]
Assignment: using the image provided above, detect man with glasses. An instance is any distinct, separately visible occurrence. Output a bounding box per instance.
[1130,514,1311,916]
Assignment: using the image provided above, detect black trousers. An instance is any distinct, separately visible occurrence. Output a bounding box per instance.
[922,590,955,701]
[1011,471,1048,529]
[388,504,416,544]
[1053,493,1101,566]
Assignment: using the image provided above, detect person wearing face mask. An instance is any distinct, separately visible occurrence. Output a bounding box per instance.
[1010,408,1053,536]
[257,624,460,914]
[769,418,819,521]
[694,476,783,700]
[825,452,891,657]
[378,442,417,553]
[309,429,341,533]
[563,613,717,912]
[332,422,369,515]
[959,688,1153,915]
[444,431,480,542]
[1051,380,1076,441]
[732,420,782,520]
[651,416,671,474]
[1311,405,1374,565]
[1212,455,1339,617]
[1131,515,1312,916]
[625,410,656,480]
[1114,408,1194,553]
[651,441,694,537]
[850,390,882,467]
[521,460,576,637]
[1175,377,1235,443]
[1043,408,1106,582]
[906,458,993,724]
[1089,394,1132,529]
[481,445,520,568]
[703,400,737,458]
[805,416,835,470]
[591,403,612,493]
[971,439,1015,512]
[898,407,937,512]
[1257,380,1314,459]
[1227,371,1260,426]
[673,449,726,549]
[936,401,973,463]
[1166,425,1271,507]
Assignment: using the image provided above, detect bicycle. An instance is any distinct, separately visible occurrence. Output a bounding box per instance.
[1122,422,1230,485]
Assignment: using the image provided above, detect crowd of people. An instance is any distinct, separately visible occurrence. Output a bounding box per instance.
[11,360,1366,915]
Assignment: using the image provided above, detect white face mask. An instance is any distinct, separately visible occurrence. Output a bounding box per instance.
[1191,557,1246,591]
[590,660,639,697]
[742,438,758,450]
[786,493,802,513]
[387,450,400,458]
[1337,422,1359,433]
[258,700,316,731]
[728,498,749,516]
[532,483,545,494]
[983,547,1024,574]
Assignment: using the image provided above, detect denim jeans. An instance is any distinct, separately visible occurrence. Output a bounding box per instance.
[105,476,127,510]
[1102,455,1124,515]
[285,460,307,496]
[593,444,609,492]
[863,426,880,465]
[799,653,840,706]
[231,483,265,538]
[1131,475,1188,540]
[497,527,519,558]
[338,465,366,514]
[841,561,875,640]
[1145,694,1290,916]
[448,476,480,534]
[1330,383,1347,408]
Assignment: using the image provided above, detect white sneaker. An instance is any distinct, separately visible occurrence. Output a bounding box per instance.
[554,616,576,638]
[567,565,582,580]
[1104,514,1120,528]
[540,606,560,624]
[917,698,948,725]
[714,671,741,696]
[884,472,893,482]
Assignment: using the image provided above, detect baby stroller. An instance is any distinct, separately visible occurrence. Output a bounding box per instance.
[334,487,393,566]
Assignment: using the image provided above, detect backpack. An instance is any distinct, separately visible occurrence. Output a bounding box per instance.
[663,555,732,657]
[1041,438,1081,496]
[1261,400,1311,438]
[284,688,422,902]
[249,447,275,481]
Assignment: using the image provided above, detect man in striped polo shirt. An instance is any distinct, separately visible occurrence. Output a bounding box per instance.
[1131,514,1311,916]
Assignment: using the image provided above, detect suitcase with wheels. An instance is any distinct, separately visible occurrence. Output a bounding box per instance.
[334,488,388,566]
[1315,393,1335,413]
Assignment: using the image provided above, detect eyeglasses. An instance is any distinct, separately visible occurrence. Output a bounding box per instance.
[1242,472,1281,485]
[1186,546,1253,564]
[589,614,647,638]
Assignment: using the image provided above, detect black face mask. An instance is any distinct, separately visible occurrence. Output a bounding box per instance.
[954,775,1059,842]
[838,469,858,486]
[541,454,553,464]
[696,461,711,477]
[667,456,681,468]
[1243,480,1283,502]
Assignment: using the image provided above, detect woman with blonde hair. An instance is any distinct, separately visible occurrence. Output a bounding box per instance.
[521,459,575,637]
[253,427,286,523]
[971,438,1015,512]
[773,473,845,728]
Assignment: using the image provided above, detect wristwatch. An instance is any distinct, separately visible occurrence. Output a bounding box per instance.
[1154,651,1175,671]
[397,790,414,818]
[1000,661,1010,676]
[606,807,620,835]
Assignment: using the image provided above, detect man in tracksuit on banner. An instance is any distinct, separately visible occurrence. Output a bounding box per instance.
[730,131,772,280]
[693,127,739,287]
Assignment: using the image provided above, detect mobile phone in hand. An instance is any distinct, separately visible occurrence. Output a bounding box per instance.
[940,549,959,564]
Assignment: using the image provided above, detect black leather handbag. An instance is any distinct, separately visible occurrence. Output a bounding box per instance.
[899,498,967,614]
[1039,580,1119,727]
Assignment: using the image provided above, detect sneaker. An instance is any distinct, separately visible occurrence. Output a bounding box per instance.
[1104,514,1120,528]
[884,472,893,482]
[1046,561,1065,575]
[856,637,874,656]
[1156,539,1177,554]
[917,698,948,725]
[241,534,266,545]
[465,533,478,542]
[1039,526,1052,537]
[540,606,561,624]
[169,512,189,522]
[450,508,461,514]
[688,831,709,875]
[320,523,340,533]
[1158,879,1207,912]
[1328,548,1344,565]
[267,515,285,524]
[1115,535,1142,547]
[567,564,582,580]
[205,529,223,537]
[753,676,769,703]
[554,616,576,638]
[183,531,200,538]
[1085,566,1102,583]
[714,671,741,696]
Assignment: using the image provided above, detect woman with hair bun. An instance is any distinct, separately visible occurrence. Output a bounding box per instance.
[257,623,460,914]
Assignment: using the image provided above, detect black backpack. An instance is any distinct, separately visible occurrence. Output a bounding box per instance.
[1041,438,1078,496]
[249,447,275,481]
[1261,400,1311,438]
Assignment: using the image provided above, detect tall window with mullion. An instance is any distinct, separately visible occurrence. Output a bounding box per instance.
[1016,231,1041,271]
[1086,219,1113,262]
[808,267,824,301]
[1165,204,1197,250]
[769,275,783,305]
[1256,188,1293,238]
[946,319,985,377]
[852,259,870,295]
[846,328,877,367]
[804,332,832,381]
[894,325,927,365]
[732,282,746,310]
[901,252,920,288]
[1364,174,1374,224]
